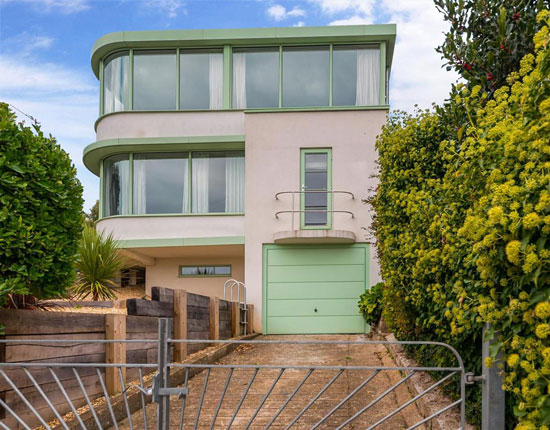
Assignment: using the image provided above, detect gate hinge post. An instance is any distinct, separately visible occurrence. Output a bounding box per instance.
[464,372,485,385]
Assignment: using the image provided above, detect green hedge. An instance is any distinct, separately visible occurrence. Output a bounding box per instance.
[0,103,83,305]
[372,12,550,429]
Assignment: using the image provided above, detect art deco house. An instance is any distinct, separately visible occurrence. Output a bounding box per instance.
[84,24,396,334]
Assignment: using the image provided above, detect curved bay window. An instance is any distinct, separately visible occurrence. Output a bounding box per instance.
[103,154,130,217]
[99,43,384,113]
[102,151,244,217]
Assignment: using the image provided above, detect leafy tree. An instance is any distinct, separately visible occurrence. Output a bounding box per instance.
[0,103,83,306]
[358,282,384,326]
[73,225,125,301]
[85,200,99,227]
[435,0,549,96]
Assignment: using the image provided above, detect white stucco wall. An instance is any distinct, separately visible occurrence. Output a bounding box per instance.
[96,111,245,141]
[145,256,244,299]
[96,215,244,240]
[243,110,387,331]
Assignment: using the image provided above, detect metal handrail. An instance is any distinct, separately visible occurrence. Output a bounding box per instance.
[275,190,355,230]
[275,210,354,219]
[275,190,355,200]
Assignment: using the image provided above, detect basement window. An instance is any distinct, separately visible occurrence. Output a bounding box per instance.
[179,265,232,277]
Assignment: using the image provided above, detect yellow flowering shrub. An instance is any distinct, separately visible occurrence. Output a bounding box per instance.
[373,11,550,428]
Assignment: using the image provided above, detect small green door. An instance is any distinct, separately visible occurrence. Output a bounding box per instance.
[263,244,369,334]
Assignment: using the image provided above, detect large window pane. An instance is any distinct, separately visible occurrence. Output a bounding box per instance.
[133,50,177,110]
[133,153,188,214]
[103,51,129,114]
[333,45,380,106]
[180,49,223,110]
[233,48,279,109]
[103,154,130,217]
[282,46,329,107]
[192,151,244,213]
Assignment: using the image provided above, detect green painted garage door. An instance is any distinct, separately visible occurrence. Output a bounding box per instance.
[263,244,369,334]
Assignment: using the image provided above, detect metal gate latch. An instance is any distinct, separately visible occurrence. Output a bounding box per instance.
[151,373,189,403]
[464,372,485,385]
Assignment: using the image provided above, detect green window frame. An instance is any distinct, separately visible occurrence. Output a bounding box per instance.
[100,150,245,219]
[300,148,333,230]
[178,265,232,278]
[98,42,386,116]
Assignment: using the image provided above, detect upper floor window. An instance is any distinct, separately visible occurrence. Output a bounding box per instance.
[232,47,279,109]
[133,50,177,110]
[180,49,223,110]
[99,43,384,114]
[333,45,380,106]
[283,46,330,107]
[103,51,129,114]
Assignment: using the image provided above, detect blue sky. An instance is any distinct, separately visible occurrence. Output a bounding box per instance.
[0,0,458,211]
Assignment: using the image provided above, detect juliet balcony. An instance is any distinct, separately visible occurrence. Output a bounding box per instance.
[273,190,356,244]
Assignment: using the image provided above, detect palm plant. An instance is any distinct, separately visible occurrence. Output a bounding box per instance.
[72,226,125,301]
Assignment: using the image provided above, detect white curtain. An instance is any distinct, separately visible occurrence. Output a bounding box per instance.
[356,49,380,106]
[181,161,189,213]
[225,154,245,212]
[118,161,129,215]
[192,157,210,213]
[104,55,128,114]
[232,52,247,109]
[133,158,146,214]
[209,54,223,110]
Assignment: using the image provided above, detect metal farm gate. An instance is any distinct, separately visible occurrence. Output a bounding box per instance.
[0,319,469,430]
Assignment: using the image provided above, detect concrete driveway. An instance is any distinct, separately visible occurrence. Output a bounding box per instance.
[120,335,429,429]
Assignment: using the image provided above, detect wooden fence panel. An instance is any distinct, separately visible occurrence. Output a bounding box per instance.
[187,293,210,354]
[0,287,249,429]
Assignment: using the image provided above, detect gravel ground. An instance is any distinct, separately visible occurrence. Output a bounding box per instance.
[117,335,430,430]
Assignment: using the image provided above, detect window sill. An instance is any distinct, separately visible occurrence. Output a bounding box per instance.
[97,212,244,222]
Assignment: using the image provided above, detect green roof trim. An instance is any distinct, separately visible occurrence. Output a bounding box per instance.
[91,24,397,78]
[83,135,245,176]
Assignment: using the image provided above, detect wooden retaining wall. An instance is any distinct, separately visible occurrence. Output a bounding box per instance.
[0,288,254,429]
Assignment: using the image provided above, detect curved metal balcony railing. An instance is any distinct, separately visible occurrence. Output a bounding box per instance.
[275,190,355,231]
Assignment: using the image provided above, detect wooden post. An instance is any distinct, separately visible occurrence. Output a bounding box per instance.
[173,289,188,362]
[231,301,240,338]
[247,304,254,334]
[210,297,220,340]
[105,314,126,395]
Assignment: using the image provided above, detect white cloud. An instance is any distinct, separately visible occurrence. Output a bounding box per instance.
[293,21,306,27]
[29,36,54,50]
[3,33,55,58]
[143,0,185,18]
[267,4,306,21]
[17,0,91,14]
[330,15,372,25]
[309,0,375,17]
[383,0,459,111]
[0,55,99,208]
[288,6,306,17]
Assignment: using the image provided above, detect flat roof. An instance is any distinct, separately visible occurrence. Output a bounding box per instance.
[91,24,396,78]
